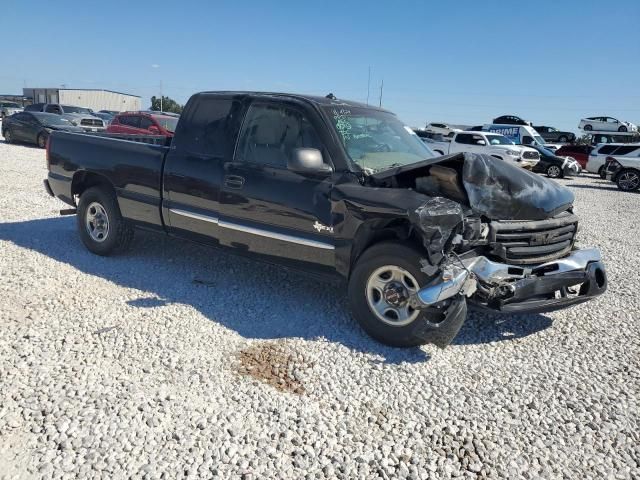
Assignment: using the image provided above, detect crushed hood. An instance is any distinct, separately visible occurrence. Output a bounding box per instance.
[461,153,574,220]
[370,153,574,221]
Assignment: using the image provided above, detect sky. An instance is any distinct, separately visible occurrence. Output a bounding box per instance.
[1,0,639,133]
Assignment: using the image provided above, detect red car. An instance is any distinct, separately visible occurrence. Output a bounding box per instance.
[107,111,179,137]
[554,144,593,169]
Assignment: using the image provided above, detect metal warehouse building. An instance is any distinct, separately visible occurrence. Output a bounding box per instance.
[23,88,141,112]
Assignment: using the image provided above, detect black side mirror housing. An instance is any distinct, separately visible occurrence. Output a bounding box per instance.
[288,148,332,174]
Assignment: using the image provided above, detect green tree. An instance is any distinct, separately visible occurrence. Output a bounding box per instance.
[150,95,183,114]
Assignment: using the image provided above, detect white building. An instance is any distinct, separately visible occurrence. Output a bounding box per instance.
[23,88,141,112]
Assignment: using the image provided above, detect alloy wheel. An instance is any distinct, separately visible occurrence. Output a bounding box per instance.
[365,265,420,326]
[85,202,110,242]
[618,171,640,191]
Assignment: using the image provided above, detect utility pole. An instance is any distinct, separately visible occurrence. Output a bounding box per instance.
[378,79,384,107]
[366,66,371,105]
[160,80,163,112]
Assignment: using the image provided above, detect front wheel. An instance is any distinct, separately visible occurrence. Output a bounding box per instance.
[3,129,13,143]
[616,169,640,192]
[547,165,563,178]
[583,124,592,131]
[37,132,47,149]
[618,126,628,132]
[558,135,568,143]
[348,241,465,348]
[77,186,134,255]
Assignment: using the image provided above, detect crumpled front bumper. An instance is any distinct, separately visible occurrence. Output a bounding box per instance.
[409,248,607,346]
[462,247,607,314]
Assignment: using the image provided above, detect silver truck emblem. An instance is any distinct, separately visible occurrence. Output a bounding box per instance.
[313,221,334,234]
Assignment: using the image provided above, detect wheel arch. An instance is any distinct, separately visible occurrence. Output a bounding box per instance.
[71,171,116,205]
[345,218,424,279]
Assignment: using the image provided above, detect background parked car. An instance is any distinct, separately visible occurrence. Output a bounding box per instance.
[532,126,576,143]
[424,122,461,137]
[587,132,640,145]
[107,111,179,137]
[99,109,120,116]
[604,154,640,192]
[554,144,593,169]
[24,103,106,132]
[586,143,640,178]
[0,102,23,119]
[413,129,448,142]
[492,115,532,126]
[578,116,637,132]
[529,145,581,178]
[2,111,83,147]
[92,112,115,125]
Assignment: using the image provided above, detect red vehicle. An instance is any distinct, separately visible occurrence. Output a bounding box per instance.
[554,144,593,169]
[106,111,179,137]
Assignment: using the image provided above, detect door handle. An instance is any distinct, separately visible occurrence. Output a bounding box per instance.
[224,175,245,189]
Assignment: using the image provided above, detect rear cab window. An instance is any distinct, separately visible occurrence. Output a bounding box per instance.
[174,95,243,157]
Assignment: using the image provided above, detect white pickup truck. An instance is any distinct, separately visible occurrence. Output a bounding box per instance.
[429,131,540,168]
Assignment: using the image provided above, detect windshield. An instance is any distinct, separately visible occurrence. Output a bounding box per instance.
[323,106,435,172]
[152,115,179,133]
[2,102,20,108]
[485,134,514,145]
[32,113,74,126]
[62,105,92,114]
[534,135,546,145]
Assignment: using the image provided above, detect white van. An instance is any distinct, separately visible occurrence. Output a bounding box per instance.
[482,124,555,149]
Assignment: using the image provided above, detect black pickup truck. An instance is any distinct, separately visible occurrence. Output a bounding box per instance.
[44,92,607,348]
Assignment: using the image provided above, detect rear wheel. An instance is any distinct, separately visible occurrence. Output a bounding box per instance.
[616,169,640,192]
[77,186,134,255]
[584,124,592,131]
[4,129,12,143]
[348,241,456,348]
[547,165,563,178]
[618,126,628,132]
[37,132,47,149]
[598,166,607,179]
[558,135,568,143]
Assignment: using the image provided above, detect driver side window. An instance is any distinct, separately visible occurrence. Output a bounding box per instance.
[236,104,322,168]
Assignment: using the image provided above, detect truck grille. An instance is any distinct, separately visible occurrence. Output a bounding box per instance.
[489,211,578,265]
[80,119,103,127]
[522,151,539,160]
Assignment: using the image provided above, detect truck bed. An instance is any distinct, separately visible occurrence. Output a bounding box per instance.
[47,131,168,229]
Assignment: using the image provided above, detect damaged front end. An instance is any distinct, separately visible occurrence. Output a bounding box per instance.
[368,153,608,347]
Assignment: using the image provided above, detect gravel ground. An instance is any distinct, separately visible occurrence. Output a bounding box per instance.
[0,137,639,479]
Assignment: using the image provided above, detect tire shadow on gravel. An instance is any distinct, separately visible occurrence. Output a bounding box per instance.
[1,217,553,362]
[1,217,429,364]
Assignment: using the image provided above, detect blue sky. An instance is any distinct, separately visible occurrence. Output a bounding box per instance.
[2,0,639,132]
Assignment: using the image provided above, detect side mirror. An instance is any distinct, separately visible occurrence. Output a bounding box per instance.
[288,148,332,174]
[148,125,161,134]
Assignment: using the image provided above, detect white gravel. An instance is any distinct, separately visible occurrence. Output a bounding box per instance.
[0,137,639,479]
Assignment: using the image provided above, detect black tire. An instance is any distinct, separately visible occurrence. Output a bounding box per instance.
[4,128,12,143]
[584,124,592,131]
[37,132,47,149]
[558,135,568,143]
[616,169,640,192]
[618,126,628,132]
[598,166,607,180]
[77,186,134,256]
[348,241,449,348]
[547,165,563,178]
